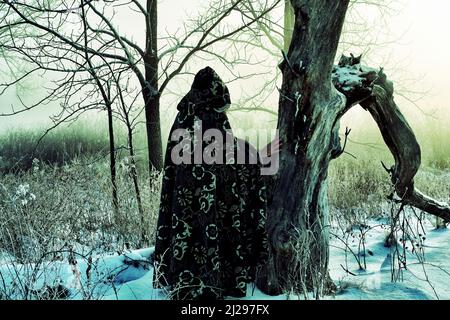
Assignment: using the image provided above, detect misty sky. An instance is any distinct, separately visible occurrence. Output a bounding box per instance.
[0,0,449,138]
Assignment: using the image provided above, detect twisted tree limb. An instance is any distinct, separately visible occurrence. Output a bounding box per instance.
[332,55,450,222]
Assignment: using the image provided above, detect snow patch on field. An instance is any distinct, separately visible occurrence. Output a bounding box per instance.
[329,218,450,300]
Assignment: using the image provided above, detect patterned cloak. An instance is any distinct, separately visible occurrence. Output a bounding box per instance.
[153,67,268,300]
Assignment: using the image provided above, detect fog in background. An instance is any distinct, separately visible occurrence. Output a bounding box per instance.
[0,0,449,149]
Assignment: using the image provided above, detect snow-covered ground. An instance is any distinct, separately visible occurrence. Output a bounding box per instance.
[1,217,449,300]
[329,217,450,300]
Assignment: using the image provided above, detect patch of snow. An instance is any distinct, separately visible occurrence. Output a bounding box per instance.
[1,217,449,300]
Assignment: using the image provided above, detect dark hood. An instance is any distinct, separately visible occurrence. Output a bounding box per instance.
[177,66,231,116]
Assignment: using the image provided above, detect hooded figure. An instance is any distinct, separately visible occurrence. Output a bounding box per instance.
[153,67,268,300]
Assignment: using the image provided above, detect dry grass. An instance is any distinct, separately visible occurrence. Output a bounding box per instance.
[0,116,448,299]
[1,120,448,256]
[0,157,161,263]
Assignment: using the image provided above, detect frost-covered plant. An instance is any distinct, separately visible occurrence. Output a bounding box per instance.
[14,183,36,207]
[31,158,40,173]
[0,156,161,300]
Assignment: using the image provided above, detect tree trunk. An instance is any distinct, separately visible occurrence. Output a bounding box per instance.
[259,0,350,296]
[107,101,119,217]
[144,0,163,172]
[283,0,294,52]
[125,115,146,244]
[144,92,163,172]
[80,3,119,218]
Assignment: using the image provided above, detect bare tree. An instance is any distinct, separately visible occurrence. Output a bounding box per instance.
[0,0,281,173]
[79,1,120,216]
[0,0,281,240]
[257,0,450,296]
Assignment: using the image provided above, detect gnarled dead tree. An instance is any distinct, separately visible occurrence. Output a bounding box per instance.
[333,55,450,222]
[258,0,450,296]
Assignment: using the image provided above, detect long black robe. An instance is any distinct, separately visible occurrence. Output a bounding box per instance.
[152,67,268,300]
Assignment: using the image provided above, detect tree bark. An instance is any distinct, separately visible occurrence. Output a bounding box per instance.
[107,98,119,216]
[259,0,350,296]
[283,0,294,52]
[144,0,163,172]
